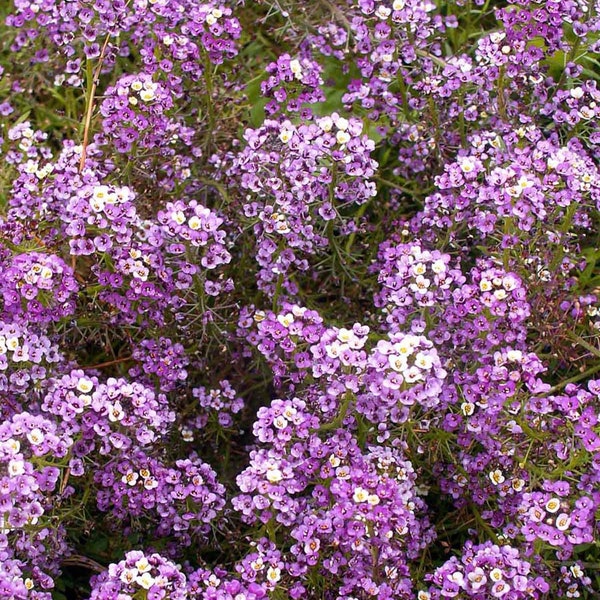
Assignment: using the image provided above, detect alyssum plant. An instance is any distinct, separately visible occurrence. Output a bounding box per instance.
[0,0,598,598]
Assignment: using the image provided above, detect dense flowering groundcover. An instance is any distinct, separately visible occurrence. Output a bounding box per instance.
[0,0,599,598]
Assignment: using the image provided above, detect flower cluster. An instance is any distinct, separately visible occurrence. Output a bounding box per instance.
[0,318,61,401]
[261,52,325,116]
[89,551,187,600]
[0,252,78,323]
[41,370,176,454]
[235,399,434,598]
[1,0,600,598]
[99,72,195,159]
[230,114,377,291]
[424,541,549,599]
[187,567,268,600]
[130,337,189,392]
[0,556,53,600]
[8,0,241,82]
[190,379,244,428]
[95,450,225,544]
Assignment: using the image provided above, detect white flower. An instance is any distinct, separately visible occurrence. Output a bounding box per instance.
[250,558,264,571]
[181,427,194,442]
[143,477,159,490]
[251,312,266,325]
[413,262,427,275]
[122,471,139,486]
[136,572,155,589]
[458,156,476,173]
[570,87,584,99]
[506,184,522,198]
[336,130,351,145]
[40,266,53,280]
[375,5,391,18]
[273,416,288,430]
[511,478,525,492]
[279,129,293,144]
[3,439,20,454]
[90,197,105,212]
[570,565,584,578]
[173,210,186,225]
[555,513,571,531]
[517,175,534,190]
[77,378,94,394]
[108,402,125,423]
[6,337,20,352]
[135,557,152,573]
[318,116,333,132]
[7,459,25,477]
[119,567,138,584]
[289,59,302,78]
[93,185,110,204]
[461,402,475,416]
[140,88,156,102]
[411,275,431,292]
[266,566,281,584]
[266,467,283,483]
[489,469,505,485]
[325,341,342,358]
[403,366,423,383]
[467,568,487,589]
[388,354,407,373]
[353,487,369,503]
[277,313,294,327]
[188,216,201,230]
[328,454,341,468]
[24,161,38,174]
[414,351,433,370]
[27,428,44,446]
[275,219,290,234]
[336,117,349,130]
[283,405,297,419]
[337,328,353,343]
[505,349,522,363]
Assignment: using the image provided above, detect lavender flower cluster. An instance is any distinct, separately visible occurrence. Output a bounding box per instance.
[0,0,598,598]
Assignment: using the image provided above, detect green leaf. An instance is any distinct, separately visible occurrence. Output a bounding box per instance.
[249,97,269,128]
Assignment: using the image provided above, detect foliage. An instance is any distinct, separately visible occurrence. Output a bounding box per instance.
[0,0,598,599]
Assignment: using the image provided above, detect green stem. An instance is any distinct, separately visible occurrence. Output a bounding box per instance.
[374,176,431,196]
[469,503,499,543]
[317,391,353,432]
[566,331,600,359]
[344,199,370,256]
[272,272,283,311]
[546,362,600,394]
[202,51,217,149]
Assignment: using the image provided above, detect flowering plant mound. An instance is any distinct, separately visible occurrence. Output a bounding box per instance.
[0,0,598,599]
